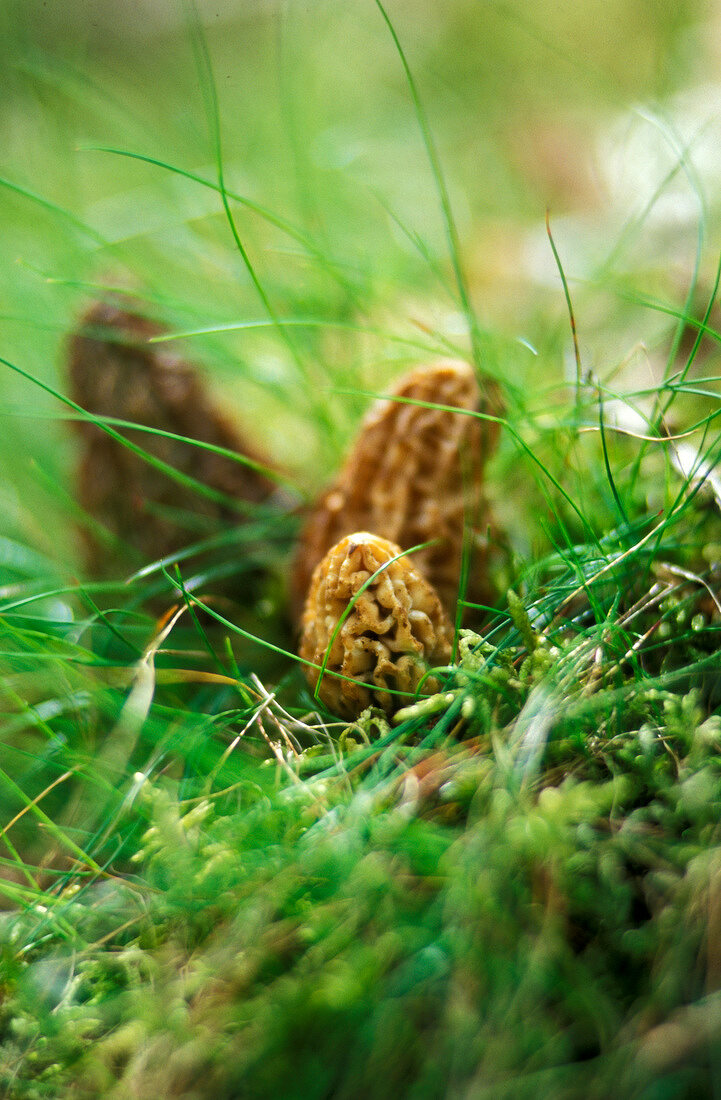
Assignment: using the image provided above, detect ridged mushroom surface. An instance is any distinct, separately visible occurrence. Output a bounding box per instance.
[291,360,501,619]
[299,531,454,718]
[68,301,272,572]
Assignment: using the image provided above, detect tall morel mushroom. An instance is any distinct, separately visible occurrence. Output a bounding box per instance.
[299,531,454,719]
[291,360,502,620]
[68,301,272,575]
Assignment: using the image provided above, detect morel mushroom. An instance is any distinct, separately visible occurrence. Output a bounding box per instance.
[299,531,454,718]
[291,360,501,620]
[68,301,272,574]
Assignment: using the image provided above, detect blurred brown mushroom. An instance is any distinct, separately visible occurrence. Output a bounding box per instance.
[299,531,454,719]
[68,301,273,576]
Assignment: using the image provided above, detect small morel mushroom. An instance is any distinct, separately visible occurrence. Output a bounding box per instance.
[68,301,272,574]
[299,531,454,718]
[291,360,502,620]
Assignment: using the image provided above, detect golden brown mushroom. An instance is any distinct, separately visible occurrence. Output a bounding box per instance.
[299,531,454,718]
[291,360,501,620]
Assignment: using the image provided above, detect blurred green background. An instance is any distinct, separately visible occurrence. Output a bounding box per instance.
[0,0,716,572]
[1,9,721,1092]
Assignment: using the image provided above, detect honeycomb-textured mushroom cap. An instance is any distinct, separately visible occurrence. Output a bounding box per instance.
[68,301,273,573]
[299,531,454,718]
[291,359,502,620]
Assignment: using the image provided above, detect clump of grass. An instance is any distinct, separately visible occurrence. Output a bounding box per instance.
[2,557,721,1096]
